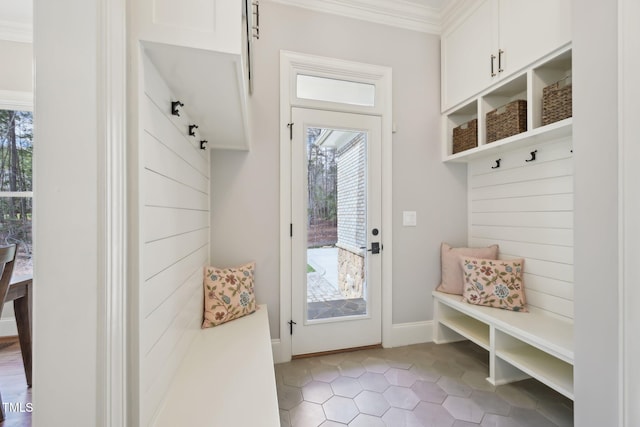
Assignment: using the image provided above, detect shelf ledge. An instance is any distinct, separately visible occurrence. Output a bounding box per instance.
[444,118,572,163]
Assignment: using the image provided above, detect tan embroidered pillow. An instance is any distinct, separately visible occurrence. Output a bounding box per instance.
[461,257,527,312]
[202,262,256,328]
[437,242,499,295]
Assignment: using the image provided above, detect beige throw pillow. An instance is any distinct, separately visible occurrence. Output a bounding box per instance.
[436,242,499,295]
[461,256,527,312]
[202,262,256,328]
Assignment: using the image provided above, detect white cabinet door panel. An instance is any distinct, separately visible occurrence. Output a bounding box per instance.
[442,0,497,111]
[498,0,571,77]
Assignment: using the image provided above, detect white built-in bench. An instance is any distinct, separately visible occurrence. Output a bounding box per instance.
[154,305,280,426]
[433,291,574,400]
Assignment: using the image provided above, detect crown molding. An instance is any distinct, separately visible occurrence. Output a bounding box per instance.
[0,20,32,43]
[267,0,442,34]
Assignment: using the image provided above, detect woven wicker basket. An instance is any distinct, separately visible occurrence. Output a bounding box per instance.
[486,100,527,143]
[542,76,572,126]
[452,118,478,154]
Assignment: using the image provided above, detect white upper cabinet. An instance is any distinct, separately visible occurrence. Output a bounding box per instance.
[442,0,571,112]
[441,1,497,113]
[498,0,571,81]
[135,0,254,150]
[137,0,242,54]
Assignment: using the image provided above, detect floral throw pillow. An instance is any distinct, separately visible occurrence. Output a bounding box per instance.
[202,262,256,328]
[461,257,527,312]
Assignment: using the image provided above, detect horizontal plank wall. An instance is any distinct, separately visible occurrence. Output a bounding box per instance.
[138,52,210,425]
[468,138,574,320]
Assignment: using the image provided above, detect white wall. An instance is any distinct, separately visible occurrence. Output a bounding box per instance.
[137,52,210,425]
[573,0,620,425]
[210,1,467,339]
[33,0,99,424]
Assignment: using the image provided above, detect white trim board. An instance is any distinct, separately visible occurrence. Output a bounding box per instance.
[271,322,433,364]
[388,321,433,348]
[0,90,33,111]
[279,50,393,363]
[0,20,32,43]
[267,0,442,34]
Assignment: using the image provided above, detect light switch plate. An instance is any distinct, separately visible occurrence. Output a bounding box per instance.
[403,211,417,227]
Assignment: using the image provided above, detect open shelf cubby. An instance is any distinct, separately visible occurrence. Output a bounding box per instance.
[495,329,574,400]
[442,45,572,163]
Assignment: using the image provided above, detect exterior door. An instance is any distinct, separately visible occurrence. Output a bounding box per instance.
[291,107,382,356]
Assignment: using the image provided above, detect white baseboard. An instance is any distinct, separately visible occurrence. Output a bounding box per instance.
[271,322,434,363]
[272,339,287,364]
[0,318,18,337]
[386,320,433,348]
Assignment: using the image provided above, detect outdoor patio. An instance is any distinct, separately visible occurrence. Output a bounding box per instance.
[307,247,366,319]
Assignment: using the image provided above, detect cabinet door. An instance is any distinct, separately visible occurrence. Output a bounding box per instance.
[137,0,241,54]
[498,0,571,77]
[441,0,498,111]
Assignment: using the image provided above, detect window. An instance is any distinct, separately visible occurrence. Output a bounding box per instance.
[0,109,33,276]
[296,74,376,107]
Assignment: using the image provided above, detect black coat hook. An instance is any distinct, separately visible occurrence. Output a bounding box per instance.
[525,150,538,162]
[189,124,199,136]
[171,101,184,116]
[491,159,501,169]
[200,140,208,150]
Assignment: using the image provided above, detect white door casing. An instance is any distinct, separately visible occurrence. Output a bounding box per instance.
[279,51,392,362]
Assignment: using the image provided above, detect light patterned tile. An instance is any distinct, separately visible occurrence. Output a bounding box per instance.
[331,376,363,398]
[470,390,511,416]
[384,367,418,387]
[495,384,537,409]
[382,407,423,427]
[461,370,496,392]
[349,413,386,427]
[278,384,303,410]
[442,395,485,423]
[337,360,366,378]
[354,390,390,416]
[302,380,334,404]
[280,409,292,427]
[289,401,326,427]
[323,395,360,424]
[382,386,420,410]
[413,401,456,427]
[312,364,341,383]
[481,413,525,427]
[437,376,473,397]
[363,357,391,374]
[411,379,448,404]
[359,372,391,393]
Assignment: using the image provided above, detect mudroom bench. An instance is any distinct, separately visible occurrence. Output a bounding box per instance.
[432,291,574,400]
[154,305,280,426]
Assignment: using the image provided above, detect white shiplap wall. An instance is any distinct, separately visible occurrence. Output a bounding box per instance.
[139,53,210,425]
[468,137,574,320]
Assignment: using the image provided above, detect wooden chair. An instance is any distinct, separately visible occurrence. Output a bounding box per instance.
[0,244,18,422]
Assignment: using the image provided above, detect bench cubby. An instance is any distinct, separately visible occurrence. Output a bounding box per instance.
[433,291,574,400]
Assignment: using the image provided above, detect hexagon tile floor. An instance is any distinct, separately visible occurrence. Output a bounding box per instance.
[275,341,573,427]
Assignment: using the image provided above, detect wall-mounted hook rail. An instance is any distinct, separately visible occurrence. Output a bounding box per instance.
[525,150,538,162]
[189,124,199,136]
[252,1,260,39]
[200,140,208,150]
[171,101,184,116]
[491,159,501,169]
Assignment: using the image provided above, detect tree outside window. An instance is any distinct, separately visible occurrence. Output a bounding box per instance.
[0,109,33,276]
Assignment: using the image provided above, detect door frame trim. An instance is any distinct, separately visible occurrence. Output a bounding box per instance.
[279,51,392,362]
